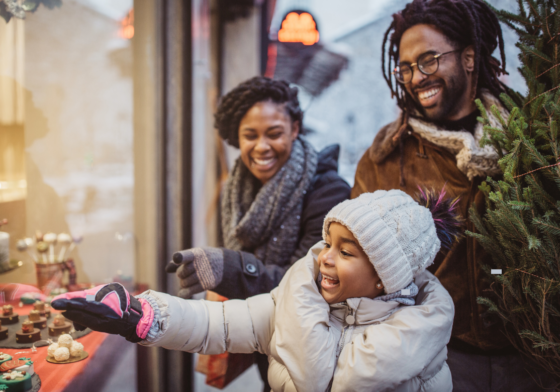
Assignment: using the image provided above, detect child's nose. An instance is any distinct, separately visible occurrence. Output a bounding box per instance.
[320,250,335,266]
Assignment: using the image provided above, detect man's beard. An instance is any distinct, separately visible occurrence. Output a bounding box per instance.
[410,68,468,121]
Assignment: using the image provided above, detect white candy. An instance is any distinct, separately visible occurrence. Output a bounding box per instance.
[47,343,59,357]
[57,233,72,244]
[54,347,70,361]
[43,233,57,243]
[57,334,73,348]
[70,341,83,357]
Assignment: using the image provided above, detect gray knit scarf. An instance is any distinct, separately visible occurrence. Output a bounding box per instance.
[221,137,318,267]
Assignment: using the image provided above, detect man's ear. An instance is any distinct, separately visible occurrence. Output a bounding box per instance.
[463,45,475,73]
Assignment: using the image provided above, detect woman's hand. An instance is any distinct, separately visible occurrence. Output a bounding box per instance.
[51,283,154,343]
[165,247,224,298]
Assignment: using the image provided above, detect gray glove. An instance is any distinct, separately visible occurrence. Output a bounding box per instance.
[165,247,224,299]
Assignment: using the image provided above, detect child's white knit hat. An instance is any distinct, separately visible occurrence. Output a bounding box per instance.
[322,189,441,294]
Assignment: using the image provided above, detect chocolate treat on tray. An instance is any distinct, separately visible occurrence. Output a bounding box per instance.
[21,321,33,335]
[27,311,46,330]
[32,301,49,318]
[16,321,40,344]
[0,357,34,392]
[0,306,18,325]
[32,302,44,313]
[0,320,7,341]
[48,315,72,337]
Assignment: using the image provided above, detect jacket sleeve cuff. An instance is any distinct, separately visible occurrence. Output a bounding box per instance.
[135,293,163,342]
[135,290,211,353]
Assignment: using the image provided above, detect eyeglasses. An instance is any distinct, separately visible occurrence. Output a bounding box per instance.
[392,50,462,84]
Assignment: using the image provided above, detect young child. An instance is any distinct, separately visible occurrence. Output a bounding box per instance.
[52,189,459,391]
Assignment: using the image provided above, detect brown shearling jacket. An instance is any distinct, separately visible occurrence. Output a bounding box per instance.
[352,117,509,351]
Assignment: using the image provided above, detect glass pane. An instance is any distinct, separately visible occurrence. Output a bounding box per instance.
[0,0,136,293]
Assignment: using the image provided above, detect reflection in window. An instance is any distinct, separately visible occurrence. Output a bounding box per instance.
[0,18,26,203]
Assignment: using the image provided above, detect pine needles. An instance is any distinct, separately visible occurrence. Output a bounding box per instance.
[470,0,560,379]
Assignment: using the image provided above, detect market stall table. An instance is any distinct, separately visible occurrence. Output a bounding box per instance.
[0,331,108,391]
[0,302,108,391]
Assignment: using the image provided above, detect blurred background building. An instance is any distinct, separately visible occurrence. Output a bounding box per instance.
[0,0,526,391]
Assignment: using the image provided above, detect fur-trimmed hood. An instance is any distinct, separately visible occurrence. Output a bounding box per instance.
[370,91,506,180]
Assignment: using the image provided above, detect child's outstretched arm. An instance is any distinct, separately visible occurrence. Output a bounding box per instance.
[137,290,275,354]
[51,283,276,355]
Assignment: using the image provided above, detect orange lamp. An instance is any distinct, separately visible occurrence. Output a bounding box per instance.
[278,12,319,46]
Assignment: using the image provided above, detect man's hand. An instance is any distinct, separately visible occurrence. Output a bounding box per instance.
[51,283,154,343]
[165,247,224,299]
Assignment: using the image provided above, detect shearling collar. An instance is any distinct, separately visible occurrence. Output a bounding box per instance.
[369,90,507,180]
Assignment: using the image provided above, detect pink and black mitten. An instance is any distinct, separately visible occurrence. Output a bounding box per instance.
[51,283,154,343]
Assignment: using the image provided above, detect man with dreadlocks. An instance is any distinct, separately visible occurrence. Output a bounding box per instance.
[352,0,556,390]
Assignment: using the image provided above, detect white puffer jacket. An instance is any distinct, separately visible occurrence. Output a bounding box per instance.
[139,243,454,392]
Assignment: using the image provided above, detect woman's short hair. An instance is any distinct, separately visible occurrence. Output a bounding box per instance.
[214,76,304,148]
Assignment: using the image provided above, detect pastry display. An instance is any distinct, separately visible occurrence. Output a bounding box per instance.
[0,306,18,325]
[0,357,34,392]
[46,334,87,364]
[27,311,46,330]
[0,321,7,341]
[0,304,90,349]
[15,321,40,344]
[48,315,72,337]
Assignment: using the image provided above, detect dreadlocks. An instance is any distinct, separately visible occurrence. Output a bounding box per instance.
[214,76,304,148]
[382,0,507,113]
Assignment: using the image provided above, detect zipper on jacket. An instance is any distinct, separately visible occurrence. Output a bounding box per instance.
[327,306,354,391]
[336,307,353,358]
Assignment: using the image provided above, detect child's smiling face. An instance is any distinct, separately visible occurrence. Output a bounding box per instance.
[319,222,384,304]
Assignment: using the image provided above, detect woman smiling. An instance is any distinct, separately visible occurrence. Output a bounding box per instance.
[168,76,350,299]
[167,76,350,389]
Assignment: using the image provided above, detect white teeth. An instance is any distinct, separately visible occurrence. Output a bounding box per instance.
[253,157,274,166]
[418,88,440,100]
[323,274,339,282]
